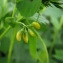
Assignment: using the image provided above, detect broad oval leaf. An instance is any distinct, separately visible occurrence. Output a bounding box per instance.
[16,0,42,17]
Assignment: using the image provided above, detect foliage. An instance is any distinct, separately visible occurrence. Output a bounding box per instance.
[0,0,63,63]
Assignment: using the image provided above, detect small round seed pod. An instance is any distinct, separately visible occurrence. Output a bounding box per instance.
[16,31,21,41]
[32,22,40,29]
[23,33,28,43]
[28,29,35,37]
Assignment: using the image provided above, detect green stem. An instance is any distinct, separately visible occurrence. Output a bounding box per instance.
[16,21,26,26]
[7,25,18,63]
[0,2,16,40]
[12,4,16,18]
[36,12,40,21]
[40,6,46,13]
[49,30,58,55]
[0,17,21,40]
[33,28,49,63]
[0,26,11,40]
[0,14,23,40]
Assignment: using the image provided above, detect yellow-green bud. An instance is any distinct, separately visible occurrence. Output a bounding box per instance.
[32,22,40,29]
[23,33,28,43]
[28,29,35,37]
[16,31,21,41]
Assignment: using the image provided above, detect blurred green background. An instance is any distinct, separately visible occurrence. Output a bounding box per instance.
[0,0,63,63]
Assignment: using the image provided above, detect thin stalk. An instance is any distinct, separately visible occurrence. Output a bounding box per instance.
[12,4,16,18]
[7,25,18,63]
[36,12,40,21]
[0,18,22,40]
[33,28,49,63]
[40,6,46,13]
[7,2,17,63]
[49,30,58,55]
[16,21,26,26]
[0,26,11,40]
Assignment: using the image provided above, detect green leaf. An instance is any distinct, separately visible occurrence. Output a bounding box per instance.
[51,17,59,30]
[16,0,41,17]
[0,0,8,19]
[59,15,63,30]
[53,49,63,61]
[29,35,37,59]
[37,50,47,63]
[44,5,63,18]
[37,38,48,63]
